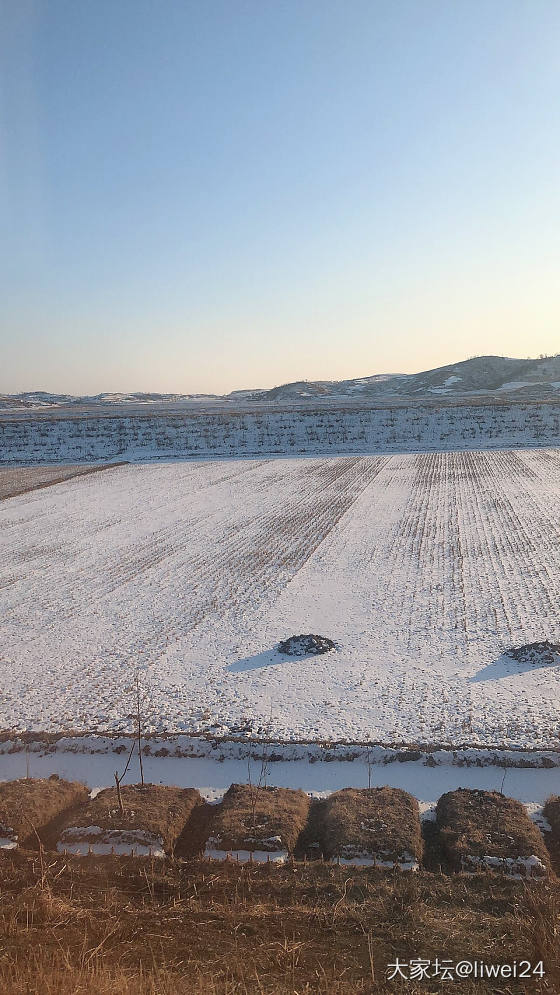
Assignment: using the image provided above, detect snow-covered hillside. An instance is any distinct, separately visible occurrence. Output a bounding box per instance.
[1,402,559,464]
[3,355,560,410]
[261,355,560,401]
[0,390,220,410]
[1,452,559,747]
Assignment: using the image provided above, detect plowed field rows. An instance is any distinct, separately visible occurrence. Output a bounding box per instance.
[0,464,115,500]
[0,452,559,746]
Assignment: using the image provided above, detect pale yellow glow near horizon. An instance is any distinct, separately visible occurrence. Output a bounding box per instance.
[4,282,558,394]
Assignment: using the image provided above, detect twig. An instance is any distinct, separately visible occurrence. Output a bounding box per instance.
[136,672,145,787]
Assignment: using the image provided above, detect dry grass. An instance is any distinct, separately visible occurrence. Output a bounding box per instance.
[0,851,558,993]
[207,783,310,854]
[437,789,552,875]
[322,788,423,865]
[57,784,202,854]
[0,776,89,848]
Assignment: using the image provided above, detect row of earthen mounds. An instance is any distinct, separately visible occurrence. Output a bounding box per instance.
[437,789,551,877]
[506,641,560,666]
[1,779,558,877]
[278,634,335,656]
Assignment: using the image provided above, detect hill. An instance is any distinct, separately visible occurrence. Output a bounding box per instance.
[257,355,560,402]
[2,355,560,410]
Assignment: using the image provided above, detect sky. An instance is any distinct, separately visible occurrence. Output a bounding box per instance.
[1,0,560,395]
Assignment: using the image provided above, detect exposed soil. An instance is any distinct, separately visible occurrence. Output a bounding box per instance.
[0,777,89,848]
[506,641,560,666]
[437,789,552,875]
[321,787,423,865]
[278,634,336,656]
[56,783,203,855]
[205,783,311,854]
[0,463,126,501]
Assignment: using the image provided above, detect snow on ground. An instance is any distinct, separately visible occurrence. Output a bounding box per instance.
[57,826,165,857]
[1,451,560,749]
[336,852,419,870]
[525,802,552,834]
[460,854,547,878]
[204,838,289,863]
[0,745,558,813]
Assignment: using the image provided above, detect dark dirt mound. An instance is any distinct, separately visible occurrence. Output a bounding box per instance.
[436,789,551,877]
[57,784,202,855]
[278,634,335,656]
[205,783,310,854]
[0,777,89,849]
[321,787,423,865]
[506,641,560,666]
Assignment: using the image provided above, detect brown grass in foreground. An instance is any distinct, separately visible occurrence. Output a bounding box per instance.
[437,789,552,875]
[0,776,89,848]
[0,851,558,993]
[322,787,422,865]
[206,783,311,854]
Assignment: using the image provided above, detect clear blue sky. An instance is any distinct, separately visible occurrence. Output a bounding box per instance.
[2,0,559,394]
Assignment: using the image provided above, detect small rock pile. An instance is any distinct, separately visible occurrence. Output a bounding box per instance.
[278,634,335,656]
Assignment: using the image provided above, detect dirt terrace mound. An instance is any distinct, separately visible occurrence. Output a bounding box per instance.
[205,783,310,861]
[437,789,551,877]
[321,787,422,868]
[505,640,560,666]
[544,796,560,837]
[0,776,89,849]
[57,784,202,857]
[543,796,560,871]
[278,634,335,656]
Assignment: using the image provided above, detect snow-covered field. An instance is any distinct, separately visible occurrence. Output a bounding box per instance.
[1,451,560,749]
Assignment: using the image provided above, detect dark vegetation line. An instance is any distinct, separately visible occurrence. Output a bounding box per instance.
[0,462,128,502]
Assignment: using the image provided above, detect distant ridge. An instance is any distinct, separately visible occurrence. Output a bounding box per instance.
[254,355,560,401]
[2,355,560,409]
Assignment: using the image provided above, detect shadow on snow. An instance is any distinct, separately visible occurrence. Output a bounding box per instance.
[470,652,559,683]
[227,648,317,673]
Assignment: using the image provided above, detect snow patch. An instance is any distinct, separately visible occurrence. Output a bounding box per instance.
[525,802,552,834]
[0,824,17,849]
[460,853,547,878]
[0,837,18,850]
[333,848,419,870]
[57,825,165,857]
[418,802,437,822]
[204,847,289,863]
